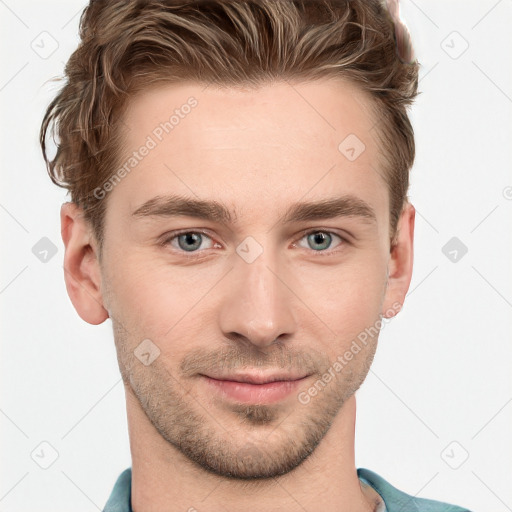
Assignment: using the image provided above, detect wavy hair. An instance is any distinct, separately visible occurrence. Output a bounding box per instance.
[40,0,419,252]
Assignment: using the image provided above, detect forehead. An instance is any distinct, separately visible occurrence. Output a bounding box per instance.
[121,78,378,150]
[107,78,387,229]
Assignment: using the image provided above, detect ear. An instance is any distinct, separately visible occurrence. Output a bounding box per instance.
[60,202,109,325]
[381,202,415,318]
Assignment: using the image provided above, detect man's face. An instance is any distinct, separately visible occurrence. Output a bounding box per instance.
[97,79,402,479]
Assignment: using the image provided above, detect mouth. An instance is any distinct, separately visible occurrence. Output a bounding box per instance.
[200,372,310,404]
[202,370,310,384]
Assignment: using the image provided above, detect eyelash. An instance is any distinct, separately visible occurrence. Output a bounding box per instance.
[159,228,348,258]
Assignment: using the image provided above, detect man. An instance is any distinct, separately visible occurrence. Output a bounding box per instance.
[40,0,472,510]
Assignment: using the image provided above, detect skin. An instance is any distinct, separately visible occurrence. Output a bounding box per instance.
[61,78,415,512]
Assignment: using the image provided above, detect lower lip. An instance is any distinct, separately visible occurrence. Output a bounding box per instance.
[203,376,307,404]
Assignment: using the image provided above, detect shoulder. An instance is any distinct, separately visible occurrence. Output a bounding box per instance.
[357,468,473,512]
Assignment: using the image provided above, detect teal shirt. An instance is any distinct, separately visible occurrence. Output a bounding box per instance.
[103,467,472,511]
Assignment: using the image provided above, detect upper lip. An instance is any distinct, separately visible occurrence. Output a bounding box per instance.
[203,371,309,385]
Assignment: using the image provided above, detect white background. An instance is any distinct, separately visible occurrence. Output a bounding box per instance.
[1,1,511,511]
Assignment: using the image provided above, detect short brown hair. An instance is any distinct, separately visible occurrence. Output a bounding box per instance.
[40,0,419,255]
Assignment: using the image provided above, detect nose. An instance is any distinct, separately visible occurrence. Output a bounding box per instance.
[217,241,297,349]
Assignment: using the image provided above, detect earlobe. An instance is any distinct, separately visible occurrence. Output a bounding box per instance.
[381,202,415,319]
[60,202,109,325]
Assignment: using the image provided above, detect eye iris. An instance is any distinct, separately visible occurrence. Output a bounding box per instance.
[178,233,202,251]
[308,232,331,251]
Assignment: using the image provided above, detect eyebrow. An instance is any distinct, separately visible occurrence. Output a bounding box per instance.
[131,193,377,226]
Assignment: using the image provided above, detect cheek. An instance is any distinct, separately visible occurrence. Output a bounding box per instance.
[293,257,387,342]
[107,251,226,347]
[105,254,178,337]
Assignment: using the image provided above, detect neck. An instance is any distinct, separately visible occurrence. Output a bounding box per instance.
[125,388,376,512]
